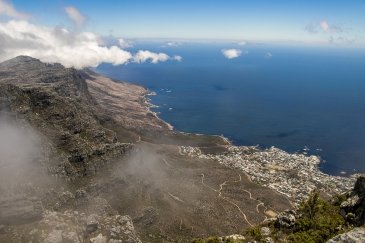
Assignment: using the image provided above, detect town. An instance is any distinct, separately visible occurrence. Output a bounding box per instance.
[180,145,360,205]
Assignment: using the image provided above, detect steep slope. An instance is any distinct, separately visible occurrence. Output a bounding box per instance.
[0,56,136,178]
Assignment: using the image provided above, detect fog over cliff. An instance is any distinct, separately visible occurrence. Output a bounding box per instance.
[0,115,49,188]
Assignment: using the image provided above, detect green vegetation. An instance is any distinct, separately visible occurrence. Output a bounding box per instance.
[244,190,347,243]
[246,227,262,241]
[195,191,350,243]
[286,191,345,242]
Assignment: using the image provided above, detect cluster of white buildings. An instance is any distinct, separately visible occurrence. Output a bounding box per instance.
[180,145,359,205]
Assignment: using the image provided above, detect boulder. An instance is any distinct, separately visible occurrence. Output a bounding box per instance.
[221,234,245,241]
[275,210,296,228]
[85,214,99,234]
[327,227,365,243]
[261,227,271,236]
[341,195,360,208]
[264,237,275,243]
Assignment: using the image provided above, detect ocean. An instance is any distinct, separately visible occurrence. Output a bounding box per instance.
[96,41,365,175]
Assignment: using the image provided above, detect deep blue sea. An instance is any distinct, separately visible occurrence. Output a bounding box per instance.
[96,41,365,176]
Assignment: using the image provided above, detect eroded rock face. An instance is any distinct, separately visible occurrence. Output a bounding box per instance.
[0,56,135,178]
[327,227,365,243]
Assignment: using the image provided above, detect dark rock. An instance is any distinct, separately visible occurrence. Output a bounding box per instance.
[85,214,99,234]
[68,153,86,163]
[354,177,365,197]
[86,223,98,234]
[275,210,296,228]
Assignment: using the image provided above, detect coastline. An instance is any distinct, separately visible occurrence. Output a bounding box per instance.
[92,70,363,204]
[84,70,173,132]
[144,91,174,131]
[141,84,362,176]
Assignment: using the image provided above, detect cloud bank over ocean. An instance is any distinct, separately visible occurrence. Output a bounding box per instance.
[0,1,180,69]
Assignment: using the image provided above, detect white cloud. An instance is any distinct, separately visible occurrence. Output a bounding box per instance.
[265,52,273,58]
[0,3,181,68]
[118,38,133,48]
[0,0,28,19]
[237,41,247,46]
[0,20,180,68]
[222,49,242,59]
[133,50,170,64]
[133,52,182,64]
[65,6,85,27]
[173,55,182,62]
[304,20,353,45]
[319,21,329,32]
[166,41,181,47]
[305,20,343,34]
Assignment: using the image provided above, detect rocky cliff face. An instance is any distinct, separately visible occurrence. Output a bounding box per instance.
[0,56,134,178]
[0,56,143,242]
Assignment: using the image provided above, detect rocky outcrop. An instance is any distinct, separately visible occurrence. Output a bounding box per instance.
[274,210,297,229]
[327,227,365,243]
[341,177,365,226]
[0,202,141,242]
[0,57,144,242]
[0,56,134,178]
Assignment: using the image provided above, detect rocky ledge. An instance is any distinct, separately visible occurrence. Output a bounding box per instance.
[327,227,365,243]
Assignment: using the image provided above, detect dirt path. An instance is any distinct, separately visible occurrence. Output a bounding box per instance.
[200,173,253,227]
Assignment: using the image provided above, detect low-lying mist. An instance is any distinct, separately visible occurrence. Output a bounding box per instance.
[113,144,168,189]
[0,115,51,191]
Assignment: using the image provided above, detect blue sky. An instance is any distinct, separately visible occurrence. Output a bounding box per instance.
[10,0,365,45]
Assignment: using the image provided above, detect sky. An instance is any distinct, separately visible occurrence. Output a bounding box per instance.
[9,0,365,44]
[0,0,364,68]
